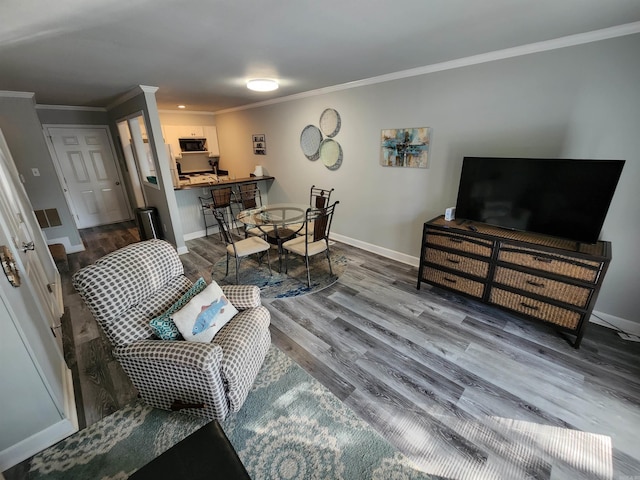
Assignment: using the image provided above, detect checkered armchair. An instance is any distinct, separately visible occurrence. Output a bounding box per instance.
[72,239,271,420]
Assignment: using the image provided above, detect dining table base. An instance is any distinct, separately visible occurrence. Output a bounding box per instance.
[266,227,297,271]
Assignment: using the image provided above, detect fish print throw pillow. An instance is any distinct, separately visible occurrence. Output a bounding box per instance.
[171,281,239,343]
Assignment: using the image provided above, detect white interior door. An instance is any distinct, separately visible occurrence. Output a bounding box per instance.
[48,127,130,228]
[0,130,63,353]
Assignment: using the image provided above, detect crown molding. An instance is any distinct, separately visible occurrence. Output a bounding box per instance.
[139,85,159,94]
[0,91,36,105]
[158,109,216,116]
[215,21,640,115]
[35,104,107,112]
[106,85,159,111]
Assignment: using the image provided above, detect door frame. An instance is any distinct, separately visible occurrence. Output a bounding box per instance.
[43,124,133,229]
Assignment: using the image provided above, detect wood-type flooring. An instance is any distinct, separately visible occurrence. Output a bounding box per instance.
[5,221,640,479]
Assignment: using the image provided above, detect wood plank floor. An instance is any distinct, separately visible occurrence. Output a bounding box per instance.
[5,222,640,479]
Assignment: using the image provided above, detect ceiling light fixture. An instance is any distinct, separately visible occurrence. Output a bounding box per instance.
[246,79,279,92]
[177,105,186,109]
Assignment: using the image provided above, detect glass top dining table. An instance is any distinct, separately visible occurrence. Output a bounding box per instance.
[236,203,309,269]
[236,203,308,231]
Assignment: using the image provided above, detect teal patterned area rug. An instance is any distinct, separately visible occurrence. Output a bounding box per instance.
[29,346,434,480]
[211,247,347,299]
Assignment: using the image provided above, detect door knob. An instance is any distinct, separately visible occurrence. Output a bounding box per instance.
[115,181,121,185]
[22,241,35,252]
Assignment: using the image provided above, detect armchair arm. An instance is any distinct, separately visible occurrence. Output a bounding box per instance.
[113,340,223,370]
[221,284,261,309]
[114,340,231,420]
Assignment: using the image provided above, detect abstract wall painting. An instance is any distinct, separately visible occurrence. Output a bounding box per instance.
[380,127,431,168]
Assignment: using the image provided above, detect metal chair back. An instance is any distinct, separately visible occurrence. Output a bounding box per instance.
[211,187,234,209]
[310,185,334,209]
[237,183,263,210]
[306,200,338,244]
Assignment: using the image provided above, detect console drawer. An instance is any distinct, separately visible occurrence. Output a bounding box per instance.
[425,231,493,258]
[426,249,490,279]
[493,267,591,308]
[422,268,485,299]
[489,288,581,329]
[498,245,601,283]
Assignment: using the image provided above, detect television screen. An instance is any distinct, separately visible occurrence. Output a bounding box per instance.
[454,157,625,244]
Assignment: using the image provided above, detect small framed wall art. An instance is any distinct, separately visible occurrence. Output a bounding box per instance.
[381,127,431,168]
[253,134,266,155]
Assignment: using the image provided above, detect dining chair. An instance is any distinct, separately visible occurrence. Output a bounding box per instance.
[234,183,274,238]
[213,210,272,284]
[282,201,339,287]
[310,185,334,208]
[236,182,262,209]
[211,186,239,235]
[198,193,216,237]
[290,185,335,235]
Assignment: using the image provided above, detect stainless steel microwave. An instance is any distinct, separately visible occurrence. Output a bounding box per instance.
[179,137,207,152]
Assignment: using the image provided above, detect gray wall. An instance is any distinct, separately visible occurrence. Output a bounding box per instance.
[36,107,110,126]
[214,34,640,325]
[0,96,82,249]
[108,89,185,251]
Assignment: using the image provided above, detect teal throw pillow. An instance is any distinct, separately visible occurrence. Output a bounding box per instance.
[149,277,207,340]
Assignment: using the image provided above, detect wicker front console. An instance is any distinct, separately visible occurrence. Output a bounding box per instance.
[417,216,612,348]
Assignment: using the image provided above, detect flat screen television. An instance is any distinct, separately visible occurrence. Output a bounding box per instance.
[454,157,625,244]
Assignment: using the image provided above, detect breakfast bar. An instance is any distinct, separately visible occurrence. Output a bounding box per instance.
[174,175,275,239]
[173,174,275,190]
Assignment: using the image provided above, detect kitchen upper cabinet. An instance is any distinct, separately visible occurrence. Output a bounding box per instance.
[204,126,219,157]
[162,125,219,159]
[174,125,204,138]
[162,125,183,159]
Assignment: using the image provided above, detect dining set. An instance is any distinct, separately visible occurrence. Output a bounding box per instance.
[200,184,339,287]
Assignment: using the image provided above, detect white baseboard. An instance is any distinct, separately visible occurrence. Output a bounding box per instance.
[45,236,85,253]
[183,229,209,241]
[330,232,420,267]
[62,361,79,433]
[332,233,640,337]
[0,418,77,471]
[589,310,640,336]
[180,227,639,336]
[0,361,78,471]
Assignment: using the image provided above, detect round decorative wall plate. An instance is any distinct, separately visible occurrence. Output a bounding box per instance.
[300,125,323,161]
[319,108,341,138]
[319,139,343,170]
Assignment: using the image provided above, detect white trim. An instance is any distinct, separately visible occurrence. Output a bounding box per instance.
[328,234,640,338]
[62,361,79,433]
[106,85,159,111]
[158,109,216,116]
[180,225,640,336]
[36,104,106,112]
[44,236,85,253]
[43,124,133,228]
[0,91,35,99]
[0,416,76,471]
[331,232,419,267]
[139,85,159,94]
[590,310,640,337]
[184,229,209,241]
[0,361,77,471]
[215,21,640,115]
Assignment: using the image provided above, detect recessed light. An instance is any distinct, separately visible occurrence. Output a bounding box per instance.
[177,105,186,109]
[246,79,279,92]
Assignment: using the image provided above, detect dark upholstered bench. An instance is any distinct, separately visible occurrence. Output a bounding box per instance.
[128,420,250,479]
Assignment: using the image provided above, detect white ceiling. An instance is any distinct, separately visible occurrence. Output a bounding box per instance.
[2,0,640,112]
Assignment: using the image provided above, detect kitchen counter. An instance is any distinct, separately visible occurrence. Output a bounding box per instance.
[173,175,275,190]
[174,175,276,238]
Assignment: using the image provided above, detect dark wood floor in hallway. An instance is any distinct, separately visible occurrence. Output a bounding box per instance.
[5,221,639,479]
